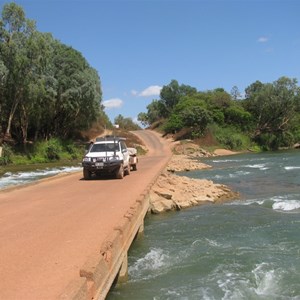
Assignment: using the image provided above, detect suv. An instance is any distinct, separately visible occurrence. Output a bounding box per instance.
[82,136,131,179]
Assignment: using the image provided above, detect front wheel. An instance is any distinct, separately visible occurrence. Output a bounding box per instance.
[116,164,124,179]
[83,168,91,180]
[125,164,130,176]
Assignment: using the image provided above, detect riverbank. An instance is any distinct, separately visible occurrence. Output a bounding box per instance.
[148,144,240,214]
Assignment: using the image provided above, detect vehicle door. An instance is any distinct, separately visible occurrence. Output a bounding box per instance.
[120,141,129,166]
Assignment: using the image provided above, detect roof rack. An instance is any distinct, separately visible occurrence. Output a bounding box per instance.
[95,136,126,142]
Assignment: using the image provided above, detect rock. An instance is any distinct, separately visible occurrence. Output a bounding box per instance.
[293,143,300,149]
[148,154,240,214]
[149,170,239,214]
[166,154,211,172]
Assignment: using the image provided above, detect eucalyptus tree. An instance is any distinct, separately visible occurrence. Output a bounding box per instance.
[15,31,55,144]
[0,3,103,144]
[0,59,8,135]
[50,43,102,138]
[0,2,37,140]
[244,77,299,149]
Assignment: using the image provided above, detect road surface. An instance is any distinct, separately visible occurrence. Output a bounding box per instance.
[0,130,171,299]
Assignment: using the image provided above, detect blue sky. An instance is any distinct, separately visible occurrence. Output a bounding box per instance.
[1,0,300,124]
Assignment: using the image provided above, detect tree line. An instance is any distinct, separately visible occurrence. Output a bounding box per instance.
[0,3,105,146]
[138,78,300,150]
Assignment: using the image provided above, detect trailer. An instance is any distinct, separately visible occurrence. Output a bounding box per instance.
[127,147,138,171]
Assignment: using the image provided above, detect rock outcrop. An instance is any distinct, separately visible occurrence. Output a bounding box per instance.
[166,154,212,172]
[149,151,239,214]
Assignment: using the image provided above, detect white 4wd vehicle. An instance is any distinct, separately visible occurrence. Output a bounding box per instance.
[82,136,137,180]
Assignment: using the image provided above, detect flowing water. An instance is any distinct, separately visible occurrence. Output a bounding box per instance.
[0,163,81,190]
[108,150,300,300]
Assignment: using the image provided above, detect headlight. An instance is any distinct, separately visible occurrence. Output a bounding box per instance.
[108,155,120,161]
[83,157,91,162]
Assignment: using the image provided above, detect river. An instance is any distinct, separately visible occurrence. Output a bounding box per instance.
[0,162,81,190]
[107,150,300,300]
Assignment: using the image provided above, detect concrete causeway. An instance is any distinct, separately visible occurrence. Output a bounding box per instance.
[0,130,171,299]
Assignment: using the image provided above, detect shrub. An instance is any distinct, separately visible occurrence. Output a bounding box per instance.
[45,138,62,160]
[0,144,13,165]
[213,126,251,150]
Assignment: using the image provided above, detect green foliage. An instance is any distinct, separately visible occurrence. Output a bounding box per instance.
[137,112,149,127]
[139,77,300,151]
[211,109,225,125]
[0,143,13,165]
[6,139,84,164]
[254,131,295,151]
[159,80,197,117]
[224,105,253,131]
[244,77,299,149]
[144,99,168,124]
[45,138,62,160]
[213,126,251,150]
[0,3,106,144]
[163,113,184,133]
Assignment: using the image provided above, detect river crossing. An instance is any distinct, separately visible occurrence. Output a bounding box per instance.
[108,150,300,300]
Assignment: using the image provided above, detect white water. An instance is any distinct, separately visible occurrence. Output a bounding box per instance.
[108,151,300,300]
[0,166,81,189]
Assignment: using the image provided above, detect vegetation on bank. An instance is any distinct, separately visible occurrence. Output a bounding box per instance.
[138,78,300,151]
[0,3,110,147]
[0,3,112,166]
[0,3,145,167]
[0,138,85,166]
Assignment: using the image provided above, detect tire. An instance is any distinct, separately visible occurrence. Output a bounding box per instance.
[132,164,137,171]
[83,168,91,180]
[116,164,124,179]
[124,163,131,176]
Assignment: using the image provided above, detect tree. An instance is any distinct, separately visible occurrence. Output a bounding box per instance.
[207,88,231,109]
[164,95,212,136]
[231,85,241,100]
[144,100,166,124]
[245,80,264,99]
[224,105,253,131]
[160,80,197,116]
[0,3,104,144]
[0,59,8,136]
[137,112,149,127]
[0,2,36,139]
[244,77,299,149]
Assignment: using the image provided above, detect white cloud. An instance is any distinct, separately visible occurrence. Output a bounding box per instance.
[258,36,269,43]
[102,98,123,109]
[139,85,162,97]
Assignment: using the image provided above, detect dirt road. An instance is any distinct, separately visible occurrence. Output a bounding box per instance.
[0,130,171,299]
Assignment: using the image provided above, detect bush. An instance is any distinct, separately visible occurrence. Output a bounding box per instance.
[33,138,62,161]
[45,138,62,160]
[0,144,13,165]
[213,126,251,150]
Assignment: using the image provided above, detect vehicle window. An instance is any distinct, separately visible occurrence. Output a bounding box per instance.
[90,143,118,152]
[120,141,127,151]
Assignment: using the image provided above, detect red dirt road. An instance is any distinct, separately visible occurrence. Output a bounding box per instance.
[0,130,171,299]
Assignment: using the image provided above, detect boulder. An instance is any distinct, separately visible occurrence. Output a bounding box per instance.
[149,170,239,214]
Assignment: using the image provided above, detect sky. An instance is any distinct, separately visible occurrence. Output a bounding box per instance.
[1,0,300,124]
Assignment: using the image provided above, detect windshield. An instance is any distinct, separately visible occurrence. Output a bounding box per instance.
[90,143,119,153]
